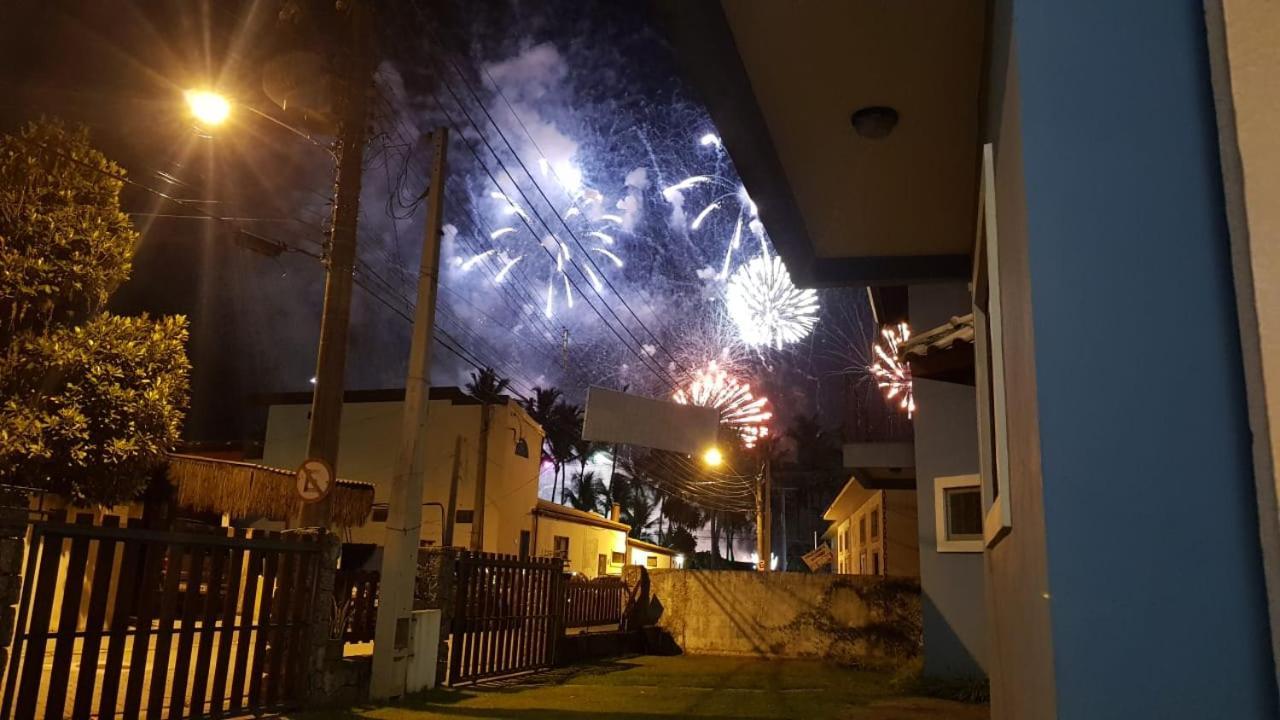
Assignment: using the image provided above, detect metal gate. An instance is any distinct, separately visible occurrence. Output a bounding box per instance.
[0,514,322,719]
[446,551,564,685]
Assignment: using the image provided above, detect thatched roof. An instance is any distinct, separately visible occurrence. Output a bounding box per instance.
[166,453,374,528]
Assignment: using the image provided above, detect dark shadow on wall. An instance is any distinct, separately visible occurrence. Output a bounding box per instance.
[921,591,985,680]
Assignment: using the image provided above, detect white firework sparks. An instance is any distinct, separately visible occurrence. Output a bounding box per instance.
[869,322,914,417]
[725,255,819,350]
[673,359,772,447]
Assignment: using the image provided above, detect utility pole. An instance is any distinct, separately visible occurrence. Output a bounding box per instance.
[777,486,794,572]
[469,403,491,550]
[299,0,374,528]
[443,435,464,547]
[371,127,448,700]
[756,460,772,572]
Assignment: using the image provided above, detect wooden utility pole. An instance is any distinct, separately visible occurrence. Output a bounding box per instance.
[756,460,772,572]
[299,0,373,528]
[371,127,448,700]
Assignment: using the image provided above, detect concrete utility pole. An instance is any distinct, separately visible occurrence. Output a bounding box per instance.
[469,404,491,551]
[443,435,464,547]
[299,0,374,528]
[371,128,449,699]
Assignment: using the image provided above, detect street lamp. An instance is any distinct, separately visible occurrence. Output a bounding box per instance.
[184,89,231,126]
[702,446,723,468]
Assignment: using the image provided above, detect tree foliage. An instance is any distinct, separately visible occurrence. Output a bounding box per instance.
[464,367,510,404]
[0,120,190,505]
[0,121,135,346]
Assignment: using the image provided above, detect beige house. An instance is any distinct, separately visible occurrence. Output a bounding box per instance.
[529,499,630,578]
[823,475,919,578]
[627,536,679,570]
[259,388,543,556]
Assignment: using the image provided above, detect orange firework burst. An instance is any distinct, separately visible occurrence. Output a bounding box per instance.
[673,360,773,447]
[869,322,914,417]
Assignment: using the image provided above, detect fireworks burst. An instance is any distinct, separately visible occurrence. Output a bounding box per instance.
[725,255,819,350]
[673,360,773,447]
[869,322,914,417]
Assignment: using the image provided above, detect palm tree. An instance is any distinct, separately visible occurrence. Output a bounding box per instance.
[465,367,511,403]
[546,401,584,504]
[521,386,563,498]
[621,484,658,540]
[565,471,604,514]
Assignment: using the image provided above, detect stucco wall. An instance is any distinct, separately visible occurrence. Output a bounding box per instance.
[262,397,542,555]
[908,284,987,681]
[1008,1,1276,718]
[531,513,627,578]
[1207,0,1280,693]
[981,16,1058,718]
[646,570,920,665]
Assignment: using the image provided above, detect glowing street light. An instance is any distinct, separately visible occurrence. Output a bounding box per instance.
[702,446,724,468]
[184,89,232,126]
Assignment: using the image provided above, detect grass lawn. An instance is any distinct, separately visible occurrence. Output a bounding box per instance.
[298,655,988,720]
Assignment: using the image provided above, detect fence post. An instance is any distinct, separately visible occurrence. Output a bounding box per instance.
[417,547,457,686]
[0,489,28,681]
[288,528,341,707]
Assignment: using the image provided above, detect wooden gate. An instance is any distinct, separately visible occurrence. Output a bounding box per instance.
[563,575,627,630]
[446,552,564,685]
[0,514,322,719]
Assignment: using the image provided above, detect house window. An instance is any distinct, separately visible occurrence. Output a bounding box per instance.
[455,509,474,524]
[858,516,866,544]
[611,551,625,565]
[646,556,658,568]
[870,509,880,540]
[872,551,881,576]
[973,142,1013,547]
[519,530,531,559]
[370,506,389,523]
[553,535,570,561]
[935,475,985,552]
[858,550,868,574]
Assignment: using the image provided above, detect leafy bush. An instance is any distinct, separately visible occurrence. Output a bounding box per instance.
[0,120,190,505]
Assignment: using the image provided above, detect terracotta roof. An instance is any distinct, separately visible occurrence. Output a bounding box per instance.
[532,499,630,532]
[626,536,677,556]
[899,313,975,360]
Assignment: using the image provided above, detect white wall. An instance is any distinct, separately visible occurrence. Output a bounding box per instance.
[261,397,542,555]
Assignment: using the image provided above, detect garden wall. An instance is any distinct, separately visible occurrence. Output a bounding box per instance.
[642,570,920,667]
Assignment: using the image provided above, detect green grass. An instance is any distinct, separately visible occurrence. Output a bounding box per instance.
[297,655,988,720]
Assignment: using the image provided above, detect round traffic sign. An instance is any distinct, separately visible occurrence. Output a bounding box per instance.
[295,458,334,503]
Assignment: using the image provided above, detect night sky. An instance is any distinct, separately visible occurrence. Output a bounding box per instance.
[0,1,895,453]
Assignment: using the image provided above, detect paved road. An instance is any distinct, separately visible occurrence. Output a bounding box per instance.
[294,654,988,720]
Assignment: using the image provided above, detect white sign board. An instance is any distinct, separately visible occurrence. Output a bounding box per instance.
[582,386,719,455]
[296,458,334,503]
[802,544,834,572]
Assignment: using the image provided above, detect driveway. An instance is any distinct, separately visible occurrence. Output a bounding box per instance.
[300,655,988,720]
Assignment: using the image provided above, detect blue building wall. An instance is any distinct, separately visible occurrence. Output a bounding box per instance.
[909,284,988,680]
[1013,1,1277,717]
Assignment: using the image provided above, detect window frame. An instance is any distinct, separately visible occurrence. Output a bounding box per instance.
[935,474,985,553]
[973,142,1013,547]
[552,535,570,561]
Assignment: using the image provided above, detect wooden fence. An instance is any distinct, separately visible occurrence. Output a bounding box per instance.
[563,575,627,630]
[445,552,565,685]
[333,570,379,643]
[0,513,322,720]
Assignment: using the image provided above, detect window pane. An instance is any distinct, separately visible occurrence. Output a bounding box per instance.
[870,509,880,539]
[946,488,984,538]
